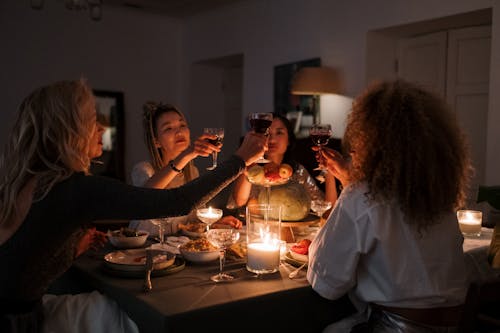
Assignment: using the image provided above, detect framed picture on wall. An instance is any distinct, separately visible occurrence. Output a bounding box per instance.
[273,57,321,116]
[90,90,125,181]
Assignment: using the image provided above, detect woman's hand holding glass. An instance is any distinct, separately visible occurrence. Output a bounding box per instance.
[318,147,351,188]
[235,132,268,166]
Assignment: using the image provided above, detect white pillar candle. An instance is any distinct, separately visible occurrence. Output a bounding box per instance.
[247,242,280,273]
[457,210,482,236]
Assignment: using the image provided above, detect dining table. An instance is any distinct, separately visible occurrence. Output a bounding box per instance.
[51,226,497,333]
[61,239,356,333]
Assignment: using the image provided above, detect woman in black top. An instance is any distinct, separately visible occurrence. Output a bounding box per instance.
[0,79,267,332]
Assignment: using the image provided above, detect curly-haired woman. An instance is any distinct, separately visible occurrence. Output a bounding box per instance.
[307,80,473,332]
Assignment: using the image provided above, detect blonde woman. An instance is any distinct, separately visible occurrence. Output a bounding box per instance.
[129,102,242,236]
[0,79,266,332]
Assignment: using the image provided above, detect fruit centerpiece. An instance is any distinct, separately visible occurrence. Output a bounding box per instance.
[246,162,293,186]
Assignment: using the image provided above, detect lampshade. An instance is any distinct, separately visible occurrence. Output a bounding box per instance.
[291,67,342,95]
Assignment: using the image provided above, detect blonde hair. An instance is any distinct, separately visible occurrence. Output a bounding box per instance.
[0,79,95,227]
[142,102,195,181]
[344,80,473,229]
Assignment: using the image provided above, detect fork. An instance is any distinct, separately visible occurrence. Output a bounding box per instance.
[288,262,307,279]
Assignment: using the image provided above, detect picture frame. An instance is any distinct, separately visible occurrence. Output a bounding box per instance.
[90,90,125,181]
[273,57,321,116]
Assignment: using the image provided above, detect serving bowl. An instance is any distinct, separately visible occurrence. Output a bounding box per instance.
[108,229,149,249]
[179,238,219,263]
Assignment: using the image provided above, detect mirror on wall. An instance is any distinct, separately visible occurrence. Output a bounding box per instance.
[90,90,125,181]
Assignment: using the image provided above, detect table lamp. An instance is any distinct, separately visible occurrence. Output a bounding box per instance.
[291,66,342,124]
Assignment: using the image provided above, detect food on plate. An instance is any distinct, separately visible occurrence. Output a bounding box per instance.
[258,181,311,221]
[247,165,265,183]
[247,162,293,185]
[180,238,217,252]
[291,239,312,255]
[112,227,141,237]
[133,253,168,264]
[227,242,247,259]
[278,163,293,178]
[178,222,206,234]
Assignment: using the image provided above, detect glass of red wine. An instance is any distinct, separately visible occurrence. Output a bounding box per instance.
[203,128,224,170]
[248,112,273,164]
[309,124,332,181]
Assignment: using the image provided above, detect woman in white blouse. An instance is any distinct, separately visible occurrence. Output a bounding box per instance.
[129,102,242,235]
[308,80,472,332]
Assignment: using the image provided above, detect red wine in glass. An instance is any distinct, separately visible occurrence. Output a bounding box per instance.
[207,137,223,146]
[309,124,332,181]
[203,128,224,170]
[310,133,331,146]
[248,113,273,164]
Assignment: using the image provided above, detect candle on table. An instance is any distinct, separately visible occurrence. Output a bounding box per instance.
[247,242,280,273]
[457,209,482,237]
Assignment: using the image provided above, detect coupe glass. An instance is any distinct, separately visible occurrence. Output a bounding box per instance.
[206,229,240,282]
[311,199,332,226]
[248,112,273,164]
[309,124,332,181]
[203,128,224,170]
[196,207,223,232]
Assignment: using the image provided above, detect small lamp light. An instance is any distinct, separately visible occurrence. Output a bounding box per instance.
[291,67,342,124]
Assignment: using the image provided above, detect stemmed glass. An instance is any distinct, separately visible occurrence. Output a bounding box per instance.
[206,229,240,282]
[196,207,223,232]
[311,199,333,226]
[150,218,170,248]
[309,124,332,182]
[248,112,273,164]
[204,128,224,170]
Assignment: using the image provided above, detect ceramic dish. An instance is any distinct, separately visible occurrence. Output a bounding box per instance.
[179,238,219,263]
[288,250,308,263]
[284,251,308,267]
[103,249,175,272]
[102,257,185,278]
[108,230,149,249]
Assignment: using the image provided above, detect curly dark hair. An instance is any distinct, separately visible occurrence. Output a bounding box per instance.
[344,80,473,229]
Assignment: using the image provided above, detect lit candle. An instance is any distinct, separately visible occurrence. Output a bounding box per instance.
[247,242,280,273]
[196,207,223,226]
[457,209,482,237]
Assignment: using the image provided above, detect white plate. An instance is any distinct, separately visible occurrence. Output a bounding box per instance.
[103,249,175,272]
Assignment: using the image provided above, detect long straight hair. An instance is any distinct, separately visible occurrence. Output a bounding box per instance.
[0,79,95,227]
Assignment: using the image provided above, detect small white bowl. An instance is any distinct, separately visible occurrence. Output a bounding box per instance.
[179,238,219,263]
[108,230,149,249]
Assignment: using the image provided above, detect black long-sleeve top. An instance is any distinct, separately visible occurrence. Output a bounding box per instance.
[0,155,245,311]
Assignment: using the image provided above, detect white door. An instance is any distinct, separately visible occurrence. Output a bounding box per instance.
[397,26,491,193]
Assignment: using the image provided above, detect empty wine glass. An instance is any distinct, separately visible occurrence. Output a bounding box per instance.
[311,199,332,226]
[204,128,224,170]
[206,228,240,282]
[150,218,171,248]
[248,112,273,164]
[196,207,223,232]
[309,124,332,182]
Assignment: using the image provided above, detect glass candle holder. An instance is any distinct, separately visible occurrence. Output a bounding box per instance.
[246,204,282,274]
[457,209,482,237]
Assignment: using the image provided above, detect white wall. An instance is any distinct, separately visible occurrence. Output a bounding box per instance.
[181,0,499,184]
[0,0,182,180]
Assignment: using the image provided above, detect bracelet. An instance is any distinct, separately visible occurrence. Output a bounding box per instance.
[169,160,182,173]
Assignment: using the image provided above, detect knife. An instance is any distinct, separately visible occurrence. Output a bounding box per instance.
[143,249,153,292]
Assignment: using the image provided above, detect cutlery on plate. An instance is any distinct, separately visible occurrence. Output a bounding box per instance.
[288,262,307,279]
[143,249,154,292]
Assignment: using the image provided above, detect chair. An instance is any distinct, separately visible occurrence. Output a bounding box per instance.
[458,276,500,332]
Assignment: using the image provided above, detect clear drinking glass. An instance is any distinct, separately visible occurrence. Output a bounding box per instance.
[206,229,240,282]
[203,128,224,170]
[150,218,170,248]
[196,207,223,232]
[248,112,273,164]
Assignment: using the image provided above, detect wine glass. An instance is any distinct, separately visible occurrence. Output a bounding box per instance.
[311,199,332,226]
[309,124,332,182]
[203,128,224,170]
[150,218,170,248]
[206,228,240,282]
[248,112,273,164]
[196,207,223,232]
